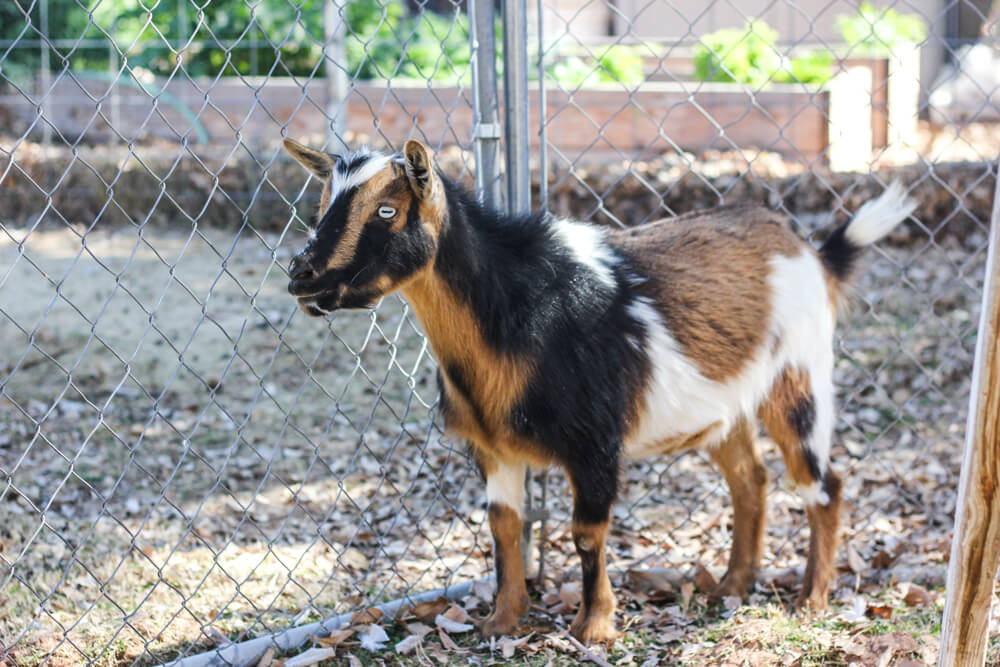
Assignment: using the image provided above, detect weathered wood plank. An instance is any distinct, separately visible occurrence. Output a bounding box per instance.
[939,164,1000,667]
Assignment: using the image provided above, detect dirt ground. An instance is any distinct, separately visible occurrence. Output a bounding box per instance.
[0,202,993,665]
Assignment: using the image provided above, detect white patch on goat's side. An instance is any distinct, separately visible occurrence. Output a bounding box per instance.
[624,250,838,471]
[797,481,830,506]
[844,180,917,247]
[549,218,617,289]
[766,252,837,475]
[328,151,392,205]
[486,460,527,516]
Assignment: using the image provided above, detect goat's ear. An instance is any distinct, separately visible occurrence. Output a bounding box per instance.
[284,138,336,179]
[403,139,436,200]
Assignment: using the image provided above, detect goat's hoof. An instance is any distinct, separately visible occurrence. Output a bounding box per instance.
[708,571,753,600]
[480,614,518,637]
[794,590,829,612]
[570,612,619,644]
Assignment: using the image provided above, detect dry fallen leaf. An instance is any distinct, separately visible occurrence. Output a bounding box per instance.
[722,595,741,611]
[839,596,868,623]
[625,569,674,600]
[341,548,369,571]
[694,564,717,592]
[435,613,475,634]
[315,628,355,648]
[403,621,434,638]
[395,635,422,654]
[903,583,932,607]
[847,544,867,574]
[410,597,450,623]
[680,582,694,613]
[866,603,893,619]
[437,627,460,651]
[345,653,362,667]
[871,549,896,569]
[282,648,335,667]
[358,624,389,651]
[499,633,534,658]
[350,607,384,627]
[442,604,476,626]
[845,632,920,667]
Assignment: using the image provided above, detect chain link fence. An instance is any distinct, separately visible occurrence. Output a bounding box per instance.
[1,0,997,664]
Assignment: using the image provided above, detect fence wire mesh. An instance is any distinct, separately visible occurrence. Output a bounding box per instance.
[0,0,997,664]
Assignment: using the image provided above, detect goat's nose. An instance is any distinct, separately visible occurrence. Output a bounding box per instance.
[289,254,317,281]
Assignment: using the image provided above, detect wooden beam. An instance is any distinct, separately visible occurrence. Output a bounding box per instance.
[939,165,1000,666]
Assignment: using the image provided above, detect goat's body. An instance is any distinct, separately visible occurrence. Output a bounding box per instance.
[283,138,916,643]
[421,192,836,485]
[611,211,835,474]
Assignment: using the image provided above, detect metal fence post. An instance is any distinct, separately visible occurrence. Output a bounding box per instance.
[39,0,52,149]
[501,0,530,215]
[323,0,348,150]
[500,0,546,579]
[469,0,501,209]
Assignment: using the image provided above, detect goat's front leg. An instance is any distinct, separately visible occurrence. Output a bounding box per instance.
[480,457,530,637]
[569,462,620,644]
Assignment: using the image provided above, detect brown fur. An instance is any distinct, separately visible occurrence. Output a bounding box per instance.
[404,140,446,226]
[570,519,618,643]
[799,474,842,610]
[481,502,530,636]
[401,267,551,466]
[758,366,817,486]
[707,419,767,598]
[759,366,842,610]
[626,420,723,457]
[610,207,804,382]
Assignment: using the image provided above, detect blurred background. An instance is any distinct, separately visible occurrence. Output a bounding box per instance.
[1,1,998,665]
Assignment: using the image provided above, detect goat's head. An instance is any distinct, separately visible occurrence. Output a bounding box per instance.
[283,138,445,315]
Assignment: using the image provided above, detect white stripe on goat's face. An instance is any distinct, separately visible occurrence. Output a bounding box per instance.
[283,139,445,316]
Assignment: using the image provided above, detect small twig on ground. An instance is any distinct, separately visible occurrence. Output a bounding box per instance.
[562,631,613,667]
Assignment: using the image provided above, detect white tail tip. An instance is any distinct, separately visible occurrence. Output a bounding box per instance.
[844,181,918,247]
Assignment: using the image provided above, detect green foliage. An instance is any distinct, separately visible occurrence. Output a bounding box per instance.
[774,49,834,85]
[345,0,472,82]
[1,0,474,83]
[693,20,781,86]
[837,2,926,53]
[693,20,833,87]
[548,45,645,88]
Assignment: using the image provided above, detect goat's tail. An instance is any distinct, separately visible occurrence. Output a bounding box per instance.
[818,181,917,284]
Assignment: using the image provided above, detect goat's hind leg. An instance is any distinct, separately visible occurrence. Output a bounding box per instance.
[708,417,767,600]
[479,457,531,636]
[760,366,841,611]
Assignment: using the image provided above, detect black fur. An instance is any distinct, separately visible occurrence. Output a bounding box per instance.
[789,395,815,442]
[292,162,435,310]
[575,537,601,610]
[818,222,862,282]
[790,395,821,481]
[432,179,651,520]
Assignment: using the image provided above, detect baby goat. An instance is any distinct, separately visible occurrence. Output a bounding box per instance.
[283,137,916,643]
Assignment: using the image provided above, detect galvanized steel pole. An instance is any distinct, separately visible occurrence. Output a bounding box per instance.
[323,0,348,150]
[502,0,531,215]
[469,0,502,209]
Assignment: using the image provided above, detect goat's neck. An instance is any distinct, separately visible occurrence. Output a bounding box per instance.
[400,193,527,369]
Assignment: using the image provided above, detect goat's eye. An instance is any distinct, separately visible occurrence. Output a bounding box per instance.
[378,206,396,219]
